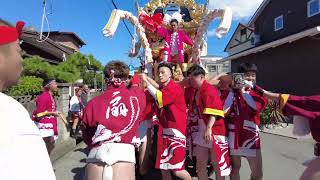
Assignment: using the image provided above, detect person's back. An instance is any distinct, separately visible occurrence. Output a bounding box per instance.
[83,60,146,180]
[82,84,146,147]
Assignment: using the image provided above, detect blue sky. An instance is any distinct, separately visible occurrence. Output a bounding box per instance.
[1,0,262,67]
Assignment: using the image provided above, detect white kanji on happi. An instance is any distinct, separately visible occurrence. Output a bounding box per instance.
[106,91,129,119]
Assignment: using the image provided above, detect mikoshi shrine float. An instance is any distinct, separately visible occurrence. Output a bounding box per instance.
[103,0,232,81]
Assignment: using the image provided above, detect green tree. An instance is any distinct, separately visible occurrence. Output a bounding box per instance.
[10,53,103,96]
[6,76,43,96]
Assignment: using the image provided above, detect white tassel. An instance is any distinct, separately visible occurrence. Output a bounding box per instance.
[216,7,233,38]
[292,116,311,136]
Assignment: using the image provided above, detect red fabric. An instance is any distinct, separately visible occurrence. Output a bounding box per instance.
[0,21,25,45]
[139,13,163,33]
[282,95,320,142]
[140,90,157,122]
[196,81,226,136]
[222,89,268,153]
[131,74,141,86]
[34,91,58,136]
[155,126,186,171]
[212,136,231,176]
[158,80,187,135]
[82,84,146,148]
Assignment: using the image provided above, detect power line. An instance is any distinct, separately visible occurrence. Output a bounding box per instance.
[111,0,134,39]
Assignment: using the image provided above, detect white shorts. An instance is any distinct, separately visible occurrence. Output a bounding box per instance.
[87,143,136,180]
[138,120,152,143]
[87,143,136,165]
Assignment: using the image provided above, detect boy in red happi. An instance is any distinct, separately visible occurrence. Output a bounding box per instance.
[82,61,146,180]
[141,63,192,180]
[187,64,231,180]
[221,63,268,180]
[33,78,62,155]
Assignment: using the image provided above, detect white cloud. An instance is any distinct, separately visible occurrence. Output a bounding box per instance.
[208,0,264,20]
[207,29,216,37]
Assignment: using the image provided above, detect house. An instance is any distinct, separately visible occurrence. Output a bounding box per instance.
[223,0,320,95]
[200,56,230,78]
[21,29,86,64]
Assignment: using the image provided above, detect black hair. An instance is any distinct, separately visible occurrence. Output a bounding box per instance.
[187,64,206,76]
[238,62,258,73]
[158,62,173,75]
[170,19,179,25]
[43,78,55,87]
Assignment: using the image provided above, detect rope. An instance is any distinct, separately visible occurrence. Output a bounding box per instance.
[38,0,51,42]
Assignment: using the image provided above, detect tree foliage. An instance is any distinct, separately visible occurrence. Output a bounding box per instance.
[10,53,103,96]
[6,76,43,96]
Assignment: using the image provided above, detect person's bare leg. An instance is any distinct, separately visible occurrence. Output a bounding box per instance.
[72,117,79,130]
[161,170,173,180]
[43,136,55,155]
[300,158,320,180]
[139,129,152,175]
[194,145,209,180]
[246,150,263,180]
[112,162,135,180]
[172,169,192,180]
[84,162,104,180]
[230,155,241,180]
[210,148,225,180]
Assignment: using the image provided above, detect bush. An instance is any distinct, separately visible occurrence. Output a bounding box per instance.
[260,100,273,125]
[6,76,43,96]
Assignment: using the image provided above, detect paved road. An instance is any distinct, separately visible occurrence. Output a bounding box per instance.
[53,133,314,180]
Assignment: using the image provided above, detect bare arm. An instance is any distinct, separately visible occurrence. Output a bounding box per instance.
[204,115,216,144]
[145,75,160,89]
[262,90,281,104]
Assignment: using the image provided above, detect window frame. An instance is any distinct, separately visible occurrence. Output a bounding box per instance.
[308,0,320,17]
[274,15,284,31]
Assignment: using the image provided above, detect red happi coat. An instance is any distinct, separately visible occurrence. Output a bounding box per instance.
[154,79,188,170]
[33,91,58,136]
[82,84,146,149]
[221,88,268,156]
[187,81,231,176]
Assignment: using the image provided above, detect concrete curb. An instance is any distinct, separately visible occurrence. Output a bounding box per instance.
[260,124,312,140]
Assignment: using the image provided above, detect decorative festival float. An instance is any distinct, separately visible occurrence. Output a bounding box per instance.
[103,0,232,80]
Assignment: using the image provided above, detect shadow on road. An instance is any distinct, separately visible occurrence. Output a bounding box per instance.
[72,167,85,180]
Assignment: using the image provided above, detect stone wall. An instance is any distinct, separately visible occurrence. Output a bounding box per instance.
[13,86,100,161]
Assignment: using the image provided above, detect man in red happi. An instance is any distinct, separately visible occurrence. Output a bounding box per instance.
[187,64,231,180]
[221,63,268,180]
[141,63,192,180]
[82,61,146,180]
[33,78,62,155]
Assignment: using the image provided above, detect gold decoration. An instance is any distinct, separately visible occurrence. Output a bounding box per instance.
[143,0,206,34]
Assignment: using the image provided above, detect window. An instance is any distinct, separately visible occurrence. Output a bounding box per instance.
[240,29,247,36]
[207,65,217,72]
[308,0,320,17]
[274,15,284,31]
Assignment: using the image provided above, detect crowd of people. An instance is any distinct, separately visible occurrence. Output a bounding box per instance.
[1,18,320,180]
